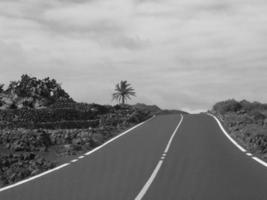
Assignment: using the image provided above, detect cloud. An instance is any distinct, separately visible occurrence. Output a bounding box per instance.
[0,0,267,112]
[38,1,151,49]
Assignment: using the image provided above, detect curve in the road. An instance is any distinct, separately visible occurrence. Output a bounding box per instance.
[142,114,267,200]
[209,113,267,168]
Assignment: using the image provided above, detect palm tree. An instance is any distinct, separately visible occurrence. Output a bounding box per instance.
[112,80,136,104]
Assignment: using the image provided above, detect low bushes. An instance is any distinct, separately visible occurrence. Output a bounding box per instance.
[0,108,98,123]
[0,126,119,186]
[212,99,267,160]
[0,153,55,186]
[0,127,118,153]
[127,109,152,124]
[212,99,242,114]
[0,104,153,129]
[0,120,99,129]
[49,102,113,114]
[0,103,156,187]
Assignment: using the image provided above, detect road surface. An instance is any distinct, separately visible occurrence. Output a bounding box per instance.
[0,114,267,200]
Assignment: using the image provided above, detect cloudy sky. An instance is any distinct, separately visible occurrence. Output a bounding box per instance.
[0,0,267,112]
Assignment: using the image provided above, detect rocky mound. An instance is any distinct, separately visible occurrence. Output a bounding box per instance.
[0,74,72,109]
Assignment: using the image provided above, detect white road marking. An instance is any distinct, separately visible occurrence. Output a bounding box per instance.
[135,160,164,199]
[207,113,246,152]
[71,159,78,163]
[135,115,183,200]
[208,113,267,168]
[78,156,85,159]
[252,157,267,167]
[0,116,155,193]
[0,163,70,192]
[84,116,155,157]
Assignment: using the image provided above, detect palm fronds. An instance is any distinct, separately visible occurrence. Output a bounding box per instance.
[112,80,136,104]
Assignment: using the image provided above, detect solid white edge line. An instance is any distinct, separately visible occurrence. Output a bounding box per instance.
[207,113,246,152]
[0,115,156,193]
[0,163,70,192]
[135,114,183,200]
[84,115,155,157]
[252,157,267,167]
[208,113,267,168]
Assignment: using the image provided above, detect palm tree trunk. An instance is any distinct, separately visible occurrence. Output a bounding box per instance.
[122,95,125,105]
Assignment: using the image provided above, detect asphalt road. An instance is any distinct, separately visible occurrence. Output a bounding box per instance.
[0,114,267,200]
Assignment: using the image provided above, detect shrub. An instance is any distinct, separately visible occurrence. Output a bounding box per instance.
[127,109,152,124]
[249,110,266,121]
[0,120,99,129]
[213,99,242,114]
[240,100,267,112]
[0,108,98,123]
[35,120,99,129]
[50,102,112,114]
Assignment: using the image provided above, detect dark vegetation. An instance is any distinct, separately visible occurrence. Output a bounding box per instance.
[212,99,267,161]
[133,103,187,115]
[0,74,72,109]
[0,75,160,187]
[0,104,150,187]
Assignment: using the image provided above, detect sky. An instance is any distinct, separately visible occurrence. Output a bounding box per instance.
[0,0,267,113]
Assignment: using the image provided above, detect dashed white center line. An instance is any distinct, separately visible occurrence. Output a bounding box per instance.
[78,156,85,159]
[134,115,183,200]
[71,159,78,163]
